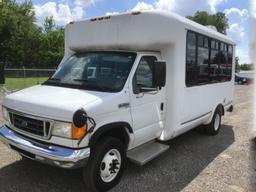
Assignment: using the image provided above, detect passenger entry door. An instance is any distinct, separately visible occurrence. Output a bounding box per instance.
[129,54,166,147]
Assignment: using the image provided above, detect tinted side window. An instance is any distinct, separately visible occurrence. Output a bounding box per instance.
[197,35,209,84]
[219,43,229,82]
[209,40,220,83]
[135,56,157,88]
[186,31,197,86]
[227,45,233,81]
[186,31,233,87]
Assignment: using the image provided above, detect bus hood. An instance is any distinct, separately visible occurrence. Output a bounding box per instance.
[2,85,110,121]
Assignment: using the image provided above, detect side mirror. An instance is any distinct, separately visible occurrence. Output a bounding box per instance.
[154,61,166,88]
[73,109,88,128]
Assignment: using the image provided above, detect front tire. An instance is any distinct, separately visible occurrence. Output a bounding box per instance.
[205,108,222,135]
[83,137,126,192]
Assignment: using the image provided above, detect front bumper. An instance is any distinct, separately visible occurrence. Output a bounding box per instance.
[0,125,90,169]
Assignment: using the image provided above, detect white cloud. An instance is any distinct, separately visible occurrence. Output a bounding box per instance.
[227,24,245,44]
[221,8,250,63]
[74,0,96,7]
[34,0,98,26]
[223,8,249,63]
[208,0,227,13]
[154,0,174,11]
[34,2,85,26]
[224,8,249,24]
[72,6,84,19]
[251,0,256,18]
[106,12,119,16]
[131,0,226,16]
[236,48,250,64]
[131,1,154,11]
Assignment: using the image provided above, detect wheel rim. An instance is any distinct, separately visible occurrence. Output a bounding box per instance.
[100,149,121,183]
[214,114,220,131]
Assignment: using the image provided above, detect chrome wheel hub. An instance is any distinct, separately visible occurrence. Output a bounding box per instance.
[100,149,121,183]
[214,114,220,131]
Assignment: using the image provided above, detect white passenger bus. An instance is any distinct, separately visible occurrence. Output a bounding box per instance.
[0,10,235,191]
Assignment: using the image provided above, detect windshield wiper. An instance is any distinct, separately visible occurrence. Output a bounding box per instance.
[48,78,61,81]
[43,77,61,86]
[72,79,89,82]
[78,81,115,92]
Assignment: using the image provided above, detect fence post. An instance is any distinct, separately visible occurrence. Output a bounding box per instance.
[0,61,5,85]
[23,66,26,88]
[37,69,39,84]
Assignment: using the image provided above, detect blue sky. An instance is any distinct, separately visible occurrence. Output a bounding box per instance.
[18,0,251,63]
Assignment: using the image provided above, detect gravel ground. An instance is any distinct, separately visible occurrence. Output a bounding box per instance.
[0,85,255,192]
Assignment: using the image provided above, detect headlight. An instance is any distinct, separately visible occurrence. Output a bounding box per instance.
[52,109,92,140]
[52,121,72,138]
[52,120,88,140]
[2,106,10,123]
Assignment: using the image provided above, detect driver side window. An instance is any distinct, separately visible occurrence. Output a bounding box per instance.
[134,56,157,89]
[133,56,157,93]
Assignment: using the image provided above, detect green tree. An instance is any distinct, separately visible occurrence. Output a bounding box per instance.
[0,0,64,69]
[240,64,254,71]
[187,11,229,34]
[39,26,64,68]
[0,0,40,68]
[43,16,55,34]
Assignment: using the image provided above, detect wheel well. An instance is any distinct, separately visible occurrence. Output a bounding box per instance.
[216,104,224,116]
[89,124,131,149]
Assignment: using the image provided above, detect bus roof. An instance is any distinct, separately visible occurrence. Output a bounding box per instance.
[67,10,235,52]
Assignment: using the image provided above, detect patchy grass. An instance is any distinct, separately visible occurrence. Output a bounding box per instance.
[4,77,49,90]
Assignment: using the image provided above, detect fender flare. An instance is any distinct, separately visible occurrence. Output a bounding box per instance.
[205,104,224,125]
[88,122,133,147]
[216,104,224,116]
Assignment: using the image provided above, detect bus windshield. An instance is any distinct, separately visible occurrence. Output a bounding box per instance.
[44,52,137,92]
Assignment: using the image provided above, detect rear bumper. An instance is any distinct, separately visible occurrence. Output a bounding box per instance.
[0,125,90,169]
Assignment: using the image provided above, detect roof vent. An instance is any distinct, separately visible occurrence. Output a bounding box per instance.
[206,25,218,32]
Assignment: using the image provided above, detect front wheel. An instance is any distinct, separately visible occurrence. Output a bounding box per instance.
[205,109,222,135]
[83,137,126,192]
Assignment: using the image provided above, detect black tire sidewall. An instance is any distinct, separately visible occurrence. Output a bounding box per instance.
[206,109,222,135]
[213,111,221,132]
[84,137,126,192]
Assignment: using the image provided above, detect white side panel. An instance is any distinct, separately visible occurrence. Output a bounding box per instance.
[159,30,235,141]
[159,34,187,140]
[181,82,234,125]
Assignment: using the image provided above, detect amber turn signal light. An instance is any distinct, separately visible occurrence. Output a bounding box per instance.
[72,123,87,140]
[72,109,88,140]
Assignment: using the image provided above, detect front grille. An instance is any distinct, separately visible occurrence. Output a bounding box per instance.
[9,112,51,138]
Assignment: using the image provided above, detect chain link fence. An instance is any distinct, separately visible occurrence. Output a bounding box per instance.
[3,68,56,90]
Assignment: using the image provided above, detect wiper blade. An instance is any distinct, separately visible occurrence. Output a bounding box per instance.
[48,78,61,81]
[78,81,114,92]
[72,79,89,82]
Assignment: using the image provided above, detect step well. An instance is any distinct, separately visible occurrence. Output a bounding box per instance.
[127,141,169,166]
